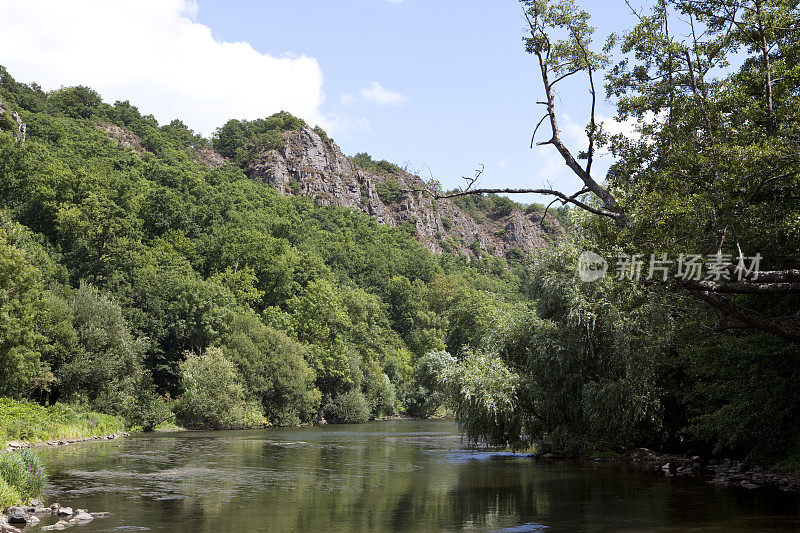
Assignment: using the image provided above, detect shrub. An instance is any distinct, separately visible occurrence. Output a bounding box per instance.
[0,476,22,508]
[0,449,46,503]
[375,178,404,204]
[352,152,402,174]
[441,217,452,230]
[0,398,125,444]
[176,347,265,430]
[212,112,304,167]
[402,350,455,418]
[324,389,371,424]
[313,126,329,141]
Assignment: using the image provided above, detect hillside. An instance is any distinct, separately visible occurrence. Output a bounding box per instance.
[0,67,537,431]
[245,126,562,258]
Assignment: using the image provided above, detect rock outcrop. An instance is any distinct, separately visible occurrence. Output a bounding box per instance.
[246,127,561,258]
[0,96,26,142]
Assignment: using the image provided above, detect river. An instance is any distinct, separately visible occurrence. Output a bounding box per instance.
[34,420,800,532]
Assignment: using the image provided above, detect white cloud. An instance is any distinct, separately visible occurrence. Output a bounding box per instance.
[0,0,326,135]
[341,81,407,106]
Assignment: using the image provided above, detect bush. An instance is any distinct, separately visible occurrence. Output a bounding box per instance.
[212,112,304,167]
[0,449,46,504]
[352,152,402,174]
[0,476,22,508]
[375,178,404,204]
[362,360,397,417]
[324,389,371,424]
[176,347,265,429]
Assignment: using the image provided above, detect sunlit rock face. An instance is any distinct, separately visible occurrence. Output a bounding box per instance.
[246,126,562,258]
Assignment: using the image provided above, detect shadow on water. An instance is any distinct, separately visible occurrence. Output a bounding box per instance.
[34,420,800,532]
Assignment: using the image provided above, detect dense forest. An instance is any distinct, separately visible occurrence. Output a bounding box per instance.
[0,65,529,431]
[1,0,800,472]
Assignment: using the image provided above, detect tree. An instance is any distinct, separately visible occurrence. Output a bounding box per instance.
[176,347,264,429]
[435,0,800,345]
[59,282,146,413]
[0,238,48,397]
[221,311,320,426]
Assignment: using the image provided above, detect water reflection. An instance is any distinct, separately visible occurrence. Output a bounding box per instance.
[35,420,800,532]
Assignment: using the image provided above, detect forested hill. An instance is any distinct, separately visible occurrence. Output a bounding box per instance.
[0,66,544,429]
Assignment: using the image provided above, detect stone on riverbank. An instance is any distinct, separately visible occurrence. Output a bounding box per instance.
[3,508,27,525]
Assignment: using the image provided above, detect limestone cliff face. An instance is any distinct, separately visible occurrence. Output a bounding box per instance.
[245,126,561,257]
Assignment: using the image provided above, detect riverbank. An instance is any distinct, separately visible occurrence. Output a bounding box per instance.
[536,447,800,492]
[0,398,126,451]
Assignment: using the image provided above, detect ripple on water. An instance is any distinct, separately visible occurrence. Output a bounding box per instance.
[491,523,549,533]
[424,449,532,464]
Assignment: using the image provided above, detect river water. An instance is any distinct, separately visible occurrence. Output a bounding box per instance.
[34,420,799,532]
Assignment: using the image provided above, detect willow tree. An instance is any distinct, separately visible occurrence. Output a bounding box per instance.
[433,0,800,454]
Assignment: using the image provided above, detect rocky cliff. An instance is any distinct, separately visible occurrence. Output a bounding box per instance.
[245,126,561,258]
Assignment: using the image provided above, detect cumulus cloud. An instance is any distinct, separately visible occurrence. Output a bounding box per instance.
[341,81,407,106]
[0,0,326,135]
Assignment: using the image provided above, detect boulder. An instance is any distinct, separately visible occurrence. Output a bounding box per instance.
[57,507,73,516]
[69,510,93,524]
[40,520,73,531]
[4,508,28,525]
[0,516,22,533]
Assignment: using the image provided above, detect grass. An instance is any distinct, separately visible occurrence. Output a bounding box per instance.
[0,449,47,507]
[0,398,125,448]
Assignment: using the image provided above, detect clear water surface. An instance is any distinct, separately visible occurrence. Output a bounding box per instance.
[34,420,800,532]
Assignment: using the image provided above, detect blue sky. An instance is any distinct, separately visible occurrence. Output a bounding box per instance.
[195,0,637,198]
[0,0,643,200]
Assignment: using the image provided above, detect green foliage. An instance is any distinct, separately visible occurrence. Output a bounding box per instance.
[222,311,320,426]
[324,389,371,424]
[0,237,49,397]
[0,397,124,444]
[440,349,523,448]
[212,111,305,167]
[402,350,454,418]
[452,194,519,221]
[0,476,22,508]
[47,86,103,119]
[362,359,397,417]
[0,449,46,504]
[0,65,530,430]
[59,282,146,413]
[176,347,265,429]
[313,125,329,141]
[123,374,173,432]
[375,178,404,204]
[441,240,672,452]
[351,152,403,174]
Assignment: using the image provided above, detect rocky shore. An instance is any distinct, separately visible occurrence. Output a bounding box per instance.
[589,448,800,492]
[1,501,110,532]
[4,433,130,452]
